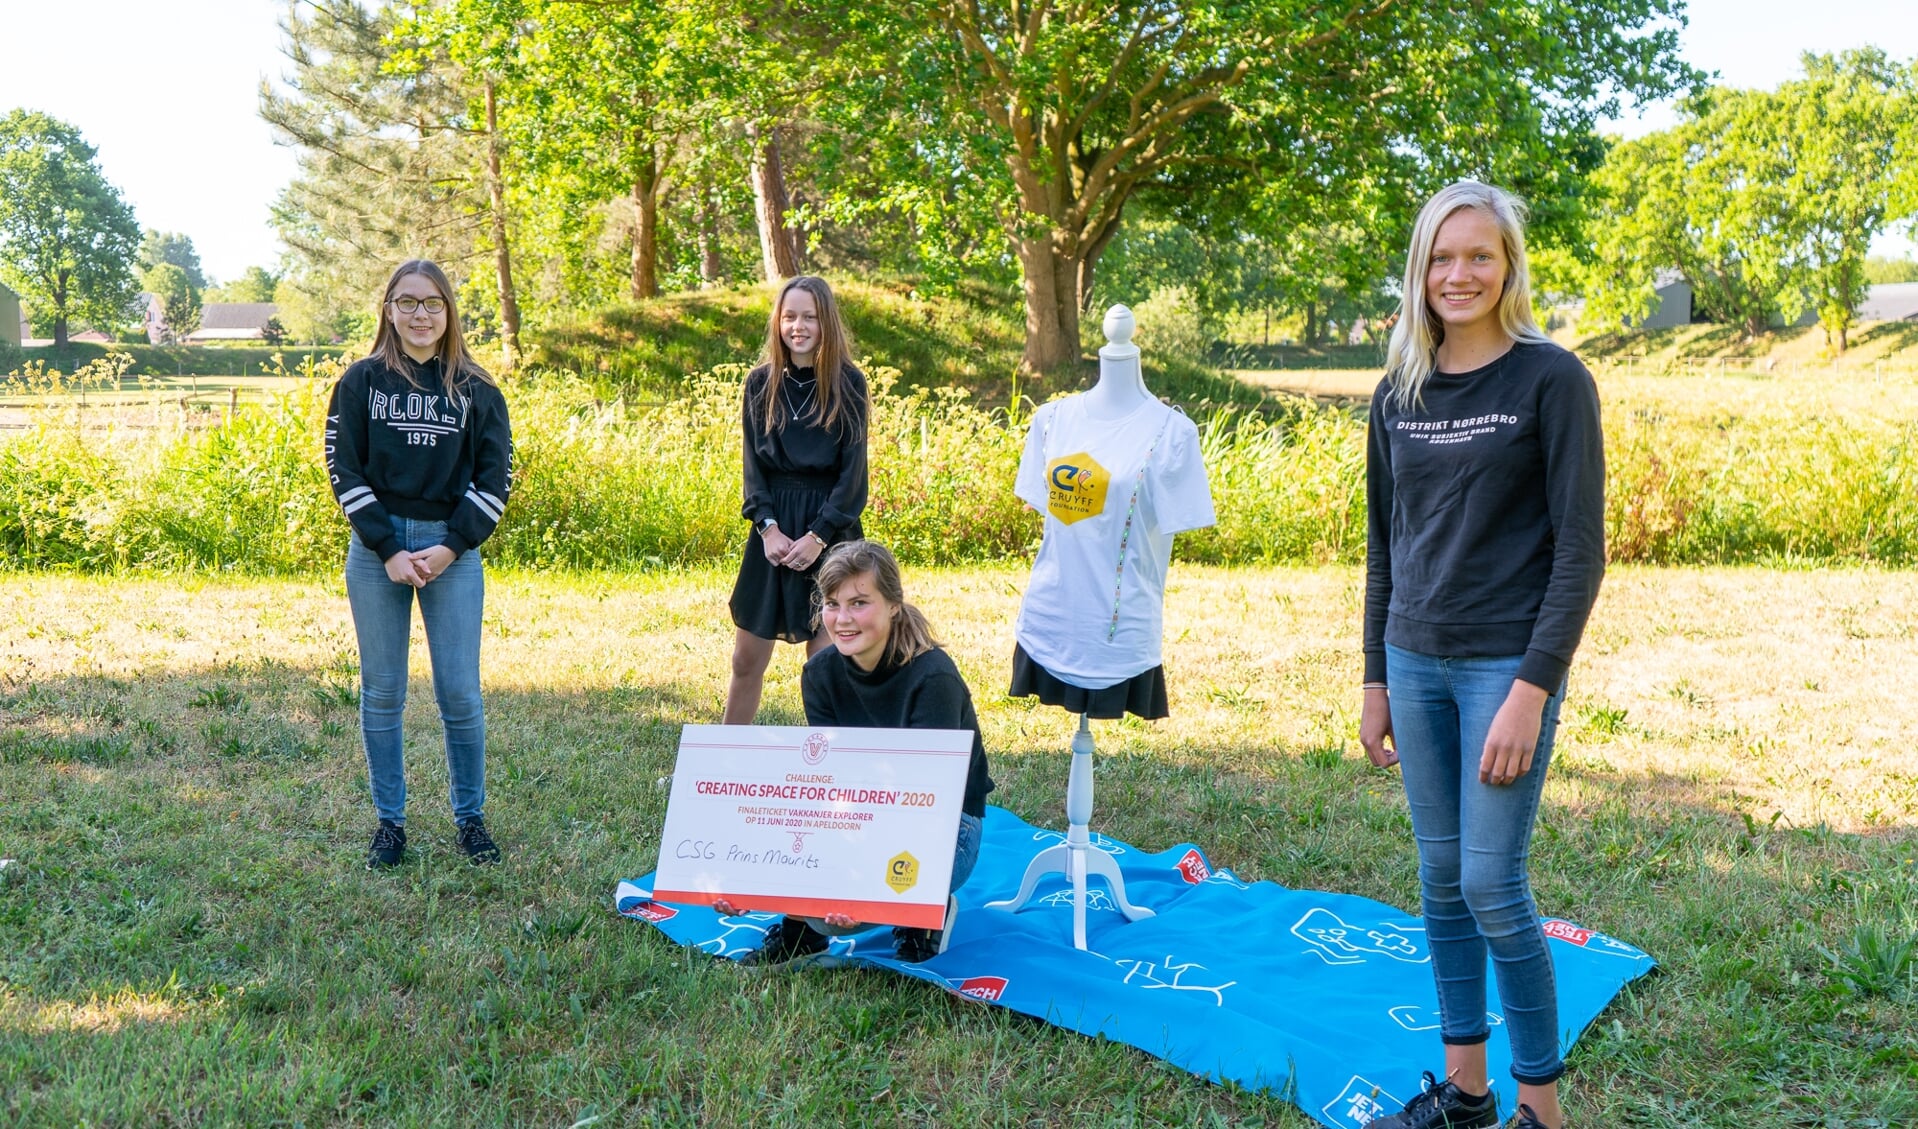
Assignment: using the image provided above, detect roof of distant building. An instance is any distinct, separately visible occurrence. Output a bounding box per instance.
[198,303,279,330]
[1861,282,1918,322]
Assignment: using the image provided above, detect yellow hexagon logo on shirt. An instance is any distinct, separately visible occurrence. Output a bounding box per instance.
[1046,452,1108,524]
[886,851,919,894]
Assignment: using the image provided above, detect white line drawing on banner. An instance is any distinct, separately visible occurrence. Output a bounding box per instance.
[1020,828,1127,856]
[1113,955,1238,1006]
[1388,1003,1504,1032]
[1322,1074,1403,1126]
[1037,887,1117,913]
[1291,907,1429,966]
[1204,869,1251,890]
[697,914,781,958]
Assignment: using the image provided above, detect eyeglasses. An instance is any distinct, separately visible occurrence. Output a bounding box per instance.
[389,296,447,315]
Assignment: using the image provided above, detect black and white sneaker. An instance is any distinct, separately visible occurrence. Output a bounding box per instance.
[739,916,831,965]
[1367,1071,1499,1129]
[366,820,407,869]
[1510,1104,1553,1129]
[455,818,502,865]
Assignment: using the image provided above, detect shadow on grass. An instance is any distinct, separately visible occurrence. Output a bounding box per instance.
[0,663,1913,1126]
[1851,318,1918,354]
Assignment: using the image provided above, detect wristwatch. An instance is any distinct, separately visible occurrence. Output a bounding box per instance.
[760,517,778,533]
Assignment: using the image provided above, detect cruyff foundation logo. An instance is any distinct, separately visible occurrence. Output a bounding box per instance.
[801,731,830,765]
[1045,452,1108,524]
[886,851,919,893]
[1322,1075,1403,1127]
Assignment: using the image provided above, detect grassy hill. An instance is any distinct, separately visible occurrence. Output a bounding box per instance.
[1566,318,1918,374]
[524,278,1262,409]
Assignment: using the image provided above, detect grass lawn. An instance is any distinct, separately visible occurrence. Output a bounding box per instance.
[1,565,1914,1126]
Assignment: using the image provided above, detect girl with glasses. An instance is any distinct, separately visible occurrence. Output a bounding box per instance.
[723,275,871,723]
[1357,182,1605,1129]
[325,259,513,870]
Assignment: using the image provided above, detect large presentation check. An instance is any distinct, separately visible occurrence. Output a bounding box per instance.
[651,724,972,928]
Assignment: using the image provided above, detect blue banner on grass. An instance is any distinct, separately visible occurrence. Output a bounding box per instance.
[616,806,1652,1127]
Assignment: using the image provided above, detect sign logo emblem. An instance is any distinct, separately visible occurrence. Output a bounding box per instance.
[1175,848,1210,884]
[953,975,1008,1001]
[886,851,920,894]
[622,901,678,924]
[1543,919,1592,946]
[1045,452,1108,524]
[801,731,830,765]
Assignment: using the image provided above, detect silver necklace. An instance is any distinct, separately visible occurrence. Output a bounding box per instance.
[781,371,818,421]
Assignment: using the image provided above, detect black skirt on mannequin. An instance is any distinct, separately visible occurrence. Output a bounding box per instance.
[1008,642,1168,720]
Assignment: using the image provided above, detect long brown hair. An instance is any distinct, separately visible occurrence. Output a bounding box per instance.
[757,275,864,436]
[812,540,938,670]
[369,259,494,401]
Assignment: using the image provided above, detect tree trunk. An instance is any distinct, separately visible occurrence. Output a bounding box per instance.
[697,190,723,288]
[483,80,520,372]
[747,123,802,283]
[52,315,68,349]
[1015,231,1084,375]
[630,141,661,301]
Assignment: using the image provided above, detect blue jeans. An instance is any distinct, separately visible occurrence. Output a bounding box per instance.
[1385,644,1567,1085]
[806,812,984,936]
[345,517,487,827]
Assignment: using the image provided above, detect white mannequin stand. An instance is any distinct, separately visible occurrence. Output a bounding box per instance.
[986,304,1160,951]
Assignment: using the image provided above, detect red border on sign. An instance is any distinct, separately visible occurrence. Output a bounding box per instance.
[651,888,947,930]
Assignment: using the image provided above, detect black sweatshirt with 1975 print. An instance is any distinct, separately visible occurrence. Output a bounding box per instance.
[324,356,512,562]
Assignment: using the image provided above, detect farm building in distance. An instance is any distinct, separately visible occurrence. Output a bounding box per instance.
[0,282,20,347]
[184,303,280,343]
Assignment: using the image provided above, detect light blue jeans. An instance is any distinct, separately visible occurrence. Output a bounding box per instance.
[1385,644,1567,1085]
[806,811,984,936]
[344,517,486,827]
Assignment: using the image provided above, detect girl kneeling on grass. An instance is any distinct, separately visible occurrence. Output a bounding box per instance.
[1357,181,1605,1129]
[326,259,512,870]
[714,540,996,963]
[722,275,870,724]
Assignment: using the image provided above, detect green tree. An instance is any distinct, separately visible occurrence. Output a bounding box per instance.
[1864,255,1918,285]
[207,266,280,304]
[137,230,207,290]
[804,0,1697,373]
[262,1,487,350]
[1731,49,1918,350]
[143,262,202,344]
[1581,95,1780,339]
[0,110,142,348]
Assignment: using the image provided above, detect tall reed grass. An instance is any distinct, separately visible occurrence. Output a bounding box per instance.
[2,355,1914,573]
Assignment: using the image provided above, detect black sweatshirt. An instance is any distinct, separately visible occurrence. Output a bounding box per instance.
[324,356,513,561]
[801,646,996,818]
[740,363,868,542]
[1363,341,1605,692]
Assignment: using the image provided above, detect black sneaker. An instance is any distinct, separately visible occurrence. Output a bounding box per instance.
[891,926,941,963]
[1368,1071,1499,1129]
[366,820,406,869]
[1510,1105,1552,1129]
[455,818,502,865]
[740,916,831,965]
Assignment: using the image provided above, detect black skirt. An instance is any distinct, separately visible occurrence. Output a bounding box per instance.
[729,482,862,644]
[1008,642,1169,720]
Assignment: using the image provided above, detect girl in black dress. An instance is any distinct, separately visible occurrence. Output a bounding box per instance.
[722,276,870,723]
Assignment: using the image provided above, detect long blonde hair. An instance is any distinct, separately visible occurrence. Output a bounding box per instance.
[812,540,938,670]
[1382,181,1551,412]
[756,275,864,436]
[369,259,494,402]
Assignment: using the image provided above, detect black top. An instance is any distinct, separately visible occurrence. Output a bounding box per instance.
[740,362,868,542]
[1363,341,1605,692]
[325,356,512,561]
[801,646,996,818]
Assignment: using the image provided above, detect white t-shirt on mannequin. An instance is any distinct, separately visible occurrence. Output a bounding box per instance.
[1013,391,1215,689]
